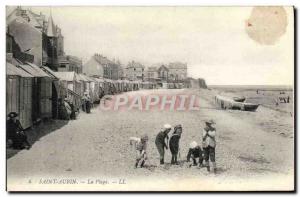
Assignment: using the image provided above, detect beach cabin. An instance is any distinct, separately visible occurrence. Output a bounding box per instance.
[18,62,54,122]
[6,62,33,129]
[77,74,89,97]
[94,77,105,100]
[55,71,82,109]
[123,80,129,92]
[127,81,133,91]
[40,66,60,119]
[85,76,99,103]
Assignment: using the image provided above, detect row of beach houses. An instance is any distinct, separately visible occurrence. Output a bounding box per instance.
[6,7,206,130]
[6,7,158,130]
[7,55,157,130]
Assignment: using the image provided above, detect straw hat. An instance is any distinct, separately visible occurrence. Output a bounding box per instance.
[8,112,18,118]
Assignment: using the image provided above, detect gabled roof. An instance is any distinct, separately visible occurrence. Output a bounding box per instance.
[8,17,42,53]
[77,74,94,82]
[85,75,96,82]
[168,62,187,69]
[157,65,169,72]
[126,61,144,69]
[7,8,44,31]
[55,71,76,81]
[17,62,51,78]
[27,10,46,27]
[6,62,33,77]
[25,62,50,77]
[41,66,59,79]
[93,54,114,65]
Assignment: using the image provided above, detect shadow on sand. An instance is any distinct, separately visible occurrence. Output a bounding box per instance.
[6,119,69,159]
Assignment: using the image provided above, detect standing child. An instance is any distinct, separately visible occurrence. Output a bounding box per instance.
[169,124,183,165]
[130,134,149,168]
[155,124,172,165]
[202,119,217,173]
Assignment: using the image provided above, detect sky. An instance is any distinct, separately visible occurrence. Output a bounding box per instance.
[7,6,294,85]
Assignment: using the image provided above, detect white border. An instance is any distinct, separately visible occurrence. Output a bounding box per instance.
[1,0,298,196]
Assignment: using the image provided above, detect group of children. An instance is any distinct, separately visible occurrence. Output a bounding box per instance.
[129,119,217,174]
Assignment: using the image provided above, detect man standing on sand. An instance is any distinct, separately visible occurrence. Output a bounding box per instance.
[202,119,217,173]
[155,124,172,165]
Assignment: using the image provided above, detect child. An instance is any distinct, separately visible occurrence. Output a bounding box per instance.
[186,141,204,167]
[130,134,149,168]
[202,119,217,173]
[169,124,183,165]
[155,124,172,165]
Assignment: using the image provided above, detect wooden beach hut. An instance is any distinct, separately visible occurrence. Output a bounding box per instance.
[40,66,60,119]
[85,75,99,103]
[123,80,129,92]
[55,71,82,109]
[77,74,89,97]
[93,77,105,100]
[6,62,33,129]
[19,62,54,122]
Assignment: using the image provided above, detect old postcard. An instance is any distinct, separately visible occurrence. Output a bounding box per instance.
[6,6,294,191]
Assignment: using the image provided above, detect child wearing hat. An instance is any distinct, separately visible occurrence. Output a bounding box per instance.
[130,134,149,168]
[202,119,217,173]
[169,124,183,165]
[155,124,172,165]
[186,141,204,167]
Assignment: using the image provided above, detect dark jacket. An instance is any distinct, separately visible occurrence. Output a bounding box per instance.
[7,119,23,139]
[155,131,169,148]
[169,134,181,154]
[187,146,203,162]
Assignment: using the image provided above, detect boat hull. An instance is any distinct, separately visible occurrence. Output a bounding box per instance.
[215,95,259,112]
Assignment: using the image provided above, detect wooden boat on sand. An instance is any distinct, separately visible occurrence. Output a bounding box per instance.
[232,96,246,102]
[215,95,259,112]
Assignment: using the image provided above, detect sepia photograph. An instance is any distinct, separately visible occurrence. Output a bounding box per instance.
[5,6,295,191]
